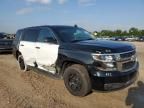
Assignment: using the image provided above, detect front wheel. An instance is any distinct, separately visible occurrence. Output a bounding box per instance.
[63,64,91,96]
[18,55,28,72]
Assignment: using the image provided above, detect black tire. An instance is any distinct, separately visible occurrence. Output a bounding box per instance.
[63,64,91,96]
[18,55,28,72]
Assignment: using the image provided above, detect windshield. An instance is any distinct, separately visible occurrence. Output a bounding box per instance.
[52,27,95,43]
[0,33,5,39]
[0,33,14,40]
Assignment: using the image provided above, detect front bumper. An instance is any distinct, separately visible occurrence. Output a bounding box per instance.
[0,47,13,53]
[88,62,139,91]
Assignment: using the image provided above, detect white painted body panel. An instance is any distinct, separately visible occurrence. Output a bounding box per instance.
[19,41,36,66]
[35,42,59,66]
[19,41,59,74]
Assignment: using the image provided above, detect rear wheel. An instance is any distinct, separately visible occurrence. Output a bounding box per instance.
[18,55,28,72]
[63,64,91,96]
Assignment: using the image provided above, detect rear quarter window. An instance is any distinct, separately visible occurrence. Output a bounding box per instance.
[15,30,22,40]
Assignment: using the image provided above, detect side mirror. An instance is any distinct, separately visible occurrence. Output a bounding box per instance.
[44,37,57,44]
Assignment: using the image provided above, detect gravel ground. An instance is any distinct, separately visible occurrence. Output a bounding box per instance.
[0,42,143,108]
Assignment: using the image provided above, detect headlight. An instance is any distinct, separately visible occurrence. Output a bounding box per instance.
[92,54,119,71]
[92,54,115,62]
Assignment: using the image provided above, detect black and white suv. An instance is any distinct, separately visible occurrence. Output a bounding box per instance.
[13,25,139,96]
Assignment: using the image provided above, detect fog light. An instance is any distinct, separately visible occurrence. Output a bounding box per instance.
[106,63,114,68]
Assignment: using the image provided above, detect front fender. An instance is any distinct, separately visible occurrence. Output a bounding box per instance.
[58,49,93,65]
[56,49,94,77]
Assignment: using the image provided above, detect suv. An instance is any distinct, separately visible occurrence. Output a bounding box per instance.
[138,36,144,42]
[13,25,139,96]
[0,33,13,53]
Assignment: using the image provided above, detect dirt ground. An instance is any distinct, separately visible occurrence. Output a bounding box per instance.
[0,42,144,108]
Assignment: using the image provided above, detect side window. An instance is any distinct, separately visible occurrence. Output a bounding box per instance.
[16,30,22,40]
[37,29,57,43]
[22,29,39,42]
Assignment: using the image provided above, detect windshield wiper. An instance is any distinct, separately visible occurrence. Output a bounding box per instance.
[85,38,93,40]
[70,40,82,43]
[70,38,93,43]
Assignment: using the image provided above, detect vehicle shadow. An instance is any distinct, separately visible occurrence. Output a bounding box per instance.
[125,81,144,108]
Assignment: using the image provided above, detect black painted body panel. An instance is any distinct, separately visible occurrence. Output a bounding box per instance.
[59,40,135,53]
[56,39,135,72]
[55,35,138,91]
[88,62,139,90]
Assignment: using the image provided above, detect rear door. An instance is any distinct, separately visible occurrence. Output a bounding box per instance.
[19,29,39,66]
[35,28,59,74]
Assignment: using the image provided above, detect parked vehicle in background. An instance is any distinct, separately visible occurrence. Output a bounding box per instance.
[125,37,137,41]
[115,37,126,41]
[138,36,144,42]
[0,33,6,39]
[96,37,112,40]
[109,37,116,41]
[13,25,139,96]
[0,33,13,53]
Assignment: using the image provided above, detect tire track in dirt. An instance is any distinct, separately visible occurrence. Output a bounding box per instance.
[21,71,72,108]
[0,71,72,108]
[0,79,32,108]
[0,55,75,108]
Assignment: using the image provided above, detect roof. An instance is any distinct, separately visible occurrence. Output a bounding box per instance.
[19,25,76,31]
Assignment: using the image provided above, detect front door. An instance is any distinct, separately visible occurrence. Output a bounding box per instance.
[36,28,59,74]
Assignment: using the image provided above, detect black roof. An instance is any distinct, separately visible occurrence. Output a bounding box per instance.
[0,33,5,36]
[19,25,76,31]
[0,32,4,35]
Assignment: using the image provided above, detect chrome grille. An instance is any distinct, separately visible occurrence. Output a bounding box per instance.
[0,42,12,47]
[93,50,137,72]
[120,50,136,59]
[117,50,137,72]
[122,61,135,70]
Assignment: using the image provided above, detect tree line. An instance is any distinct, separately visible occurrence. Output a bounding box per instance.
[93,27,144,37]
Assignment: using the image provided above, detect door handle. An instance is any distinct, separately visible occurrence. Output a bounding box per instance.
[35,47,40,49]
[20,44,24,46]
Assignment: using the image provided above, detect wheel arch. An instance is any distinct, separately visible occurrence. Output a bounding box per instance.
[16,50,22,60]
[60,60,88,77]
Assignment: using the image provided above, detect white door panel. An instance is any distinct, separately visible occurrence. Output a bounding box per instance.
[36,42,59,66]
[19,41,36,66]
[35,28,59,74]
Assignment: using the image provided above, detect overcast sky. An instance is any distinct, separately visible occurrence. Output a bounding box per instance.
[0,0,144,33]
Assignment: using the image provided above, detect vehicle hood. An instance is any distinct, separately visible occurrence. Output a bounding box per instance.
[61,40,135,53]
